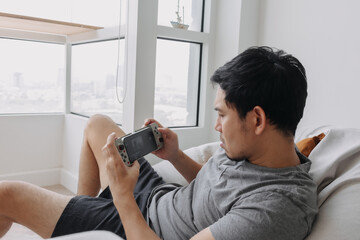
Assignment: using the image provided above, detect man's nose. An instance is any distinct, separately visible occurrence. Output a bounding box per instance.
[214,121,222,132]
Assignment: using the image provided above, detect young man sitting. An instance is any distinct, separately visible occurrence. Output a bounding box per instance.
[0,46,318,240]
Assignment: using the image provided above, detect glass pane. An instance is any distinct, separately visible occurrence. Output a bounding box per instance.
[158,0,203,32]
[71,39,125,124]
[0,0,125,28]
[0,38,65,114]
[154,39,201,127]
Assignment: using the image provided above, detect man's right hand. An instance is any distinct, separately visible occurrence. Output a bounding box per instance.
[143,119,182,164]
[143,118,203,183]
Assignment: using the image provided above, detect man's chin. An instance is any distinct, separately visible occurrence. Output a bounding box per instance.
[220,142,239,160]
[223,149,244,162]
[220,144,234,160]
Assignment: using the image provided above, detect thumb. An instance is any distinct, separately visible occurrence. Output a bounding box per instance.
[128,160,140,176]
[103,132,121,159]
[157,127,175,141]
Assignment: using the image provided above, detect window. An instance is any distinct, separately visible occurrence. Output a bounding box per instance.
[0,38,65,114]
[153,0,206,127]
[71,39,125,123]
[0,0,212,134]
[154,39,201,127]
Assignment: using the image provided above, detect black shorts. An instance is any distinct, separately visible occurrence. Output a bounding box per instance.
[51,157,165,239]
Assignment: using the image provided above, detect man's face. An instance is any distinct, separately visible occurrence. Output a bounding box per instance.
[214,88,251,160]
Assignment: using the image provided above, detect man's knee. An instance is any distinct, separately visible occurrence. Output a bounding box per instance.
[85,114,113,135]
[0,181,23,212]
[84,114,125,139]
[86,114,112,128]
[0,181,15,198]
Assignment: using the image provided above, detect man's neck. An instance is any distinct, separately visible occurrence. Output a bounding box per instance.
[248,132,300,168]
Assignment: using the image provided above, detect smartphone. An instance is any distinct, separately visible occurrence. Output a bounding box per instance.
[115,123,164,166]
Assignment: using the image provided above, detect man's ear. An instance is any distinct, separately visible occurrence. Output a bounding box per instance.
[252,106,266,135]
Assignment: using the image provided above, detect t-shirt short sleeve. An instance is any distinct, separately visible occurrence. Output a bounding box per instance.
[210,191,313,240]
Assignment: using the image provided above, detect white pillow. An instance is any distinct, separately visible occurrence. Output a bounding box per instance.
[307,127,360,205]
[305,127,360,240]
[153,142,220,186]
[53,231,123,240]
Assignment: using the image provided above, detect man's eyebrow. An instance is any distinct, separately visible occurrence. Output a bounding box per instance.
[214,107,223,112]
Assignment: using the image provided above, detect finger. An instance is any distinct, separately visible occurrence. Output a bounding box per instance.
[157,127,171,138]
[143,118,154,126]
[106,132,117,143]
[143,118,164,128]
[104,132,120,156]
[156,120,164,128]
[103,133,125,169]
[130,160,140,173]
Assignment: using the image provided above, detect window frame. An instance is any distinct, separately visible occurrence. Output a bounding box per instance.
[121,0,213,134]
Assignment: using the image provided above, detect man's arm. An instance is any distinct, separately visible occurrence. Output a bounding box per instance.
[115,195,214,240]
[191,227,215,240]
[171,149,203,183]
[116,192,214,240]
[103,132,213,240]
[103,132,160,239]
[113,194,160,239]
[144,119,203,183]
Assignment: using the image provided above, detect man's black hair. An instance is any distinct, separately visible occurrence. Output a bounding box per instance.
[211,46,307,136]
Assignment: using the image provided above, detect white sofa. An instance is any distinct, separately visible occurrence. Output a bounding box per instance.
[296,126,360,240]
[54,126,360,240]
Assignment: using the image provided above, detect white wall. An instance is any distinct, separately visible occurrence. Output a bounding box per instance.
[210,0,360,137]
[212,0,260,73]
[0,115,64,186]
[209,0,260,141]
[60,114,87,192]
[257,0,360,133]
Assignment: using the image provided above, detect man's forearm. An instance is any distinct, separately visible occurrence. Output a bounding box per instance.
[114,195,160,240]
[171,150,203,183]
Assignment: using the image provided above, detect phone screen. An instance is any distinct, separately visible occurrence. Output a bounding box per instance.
[123,127,158,162]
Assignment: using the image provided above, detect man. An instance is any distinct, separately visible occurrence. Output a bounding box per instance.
[0,46,317,240]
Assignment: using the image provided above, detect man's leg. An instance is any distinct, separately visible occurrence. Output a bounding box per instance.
[0,181,71,238]
[0,216,12,237]
[0,115,126,238]
[77,114,126,196]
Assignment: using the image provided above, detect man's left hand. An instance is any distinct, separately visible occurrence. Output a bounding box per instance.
[102,132,140,198]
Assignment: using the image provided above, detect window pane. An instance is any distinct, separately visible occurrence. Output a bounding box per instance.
[0,38,65,114]
[71,39,124,124]
[158,0,203,32]
[154,39,201,127]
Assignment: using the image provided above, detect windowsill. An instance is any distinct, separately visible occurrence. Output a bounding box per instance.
[0,12,102,36]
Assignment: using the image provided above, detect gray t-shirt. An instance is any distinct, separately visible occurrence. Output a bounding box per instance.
[147,148,318,240]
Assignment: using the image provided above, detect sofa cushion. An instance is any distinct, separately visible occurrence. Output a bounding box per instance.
[53,230,123,240]
[304,127,360,240]
[152,142,220,186]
